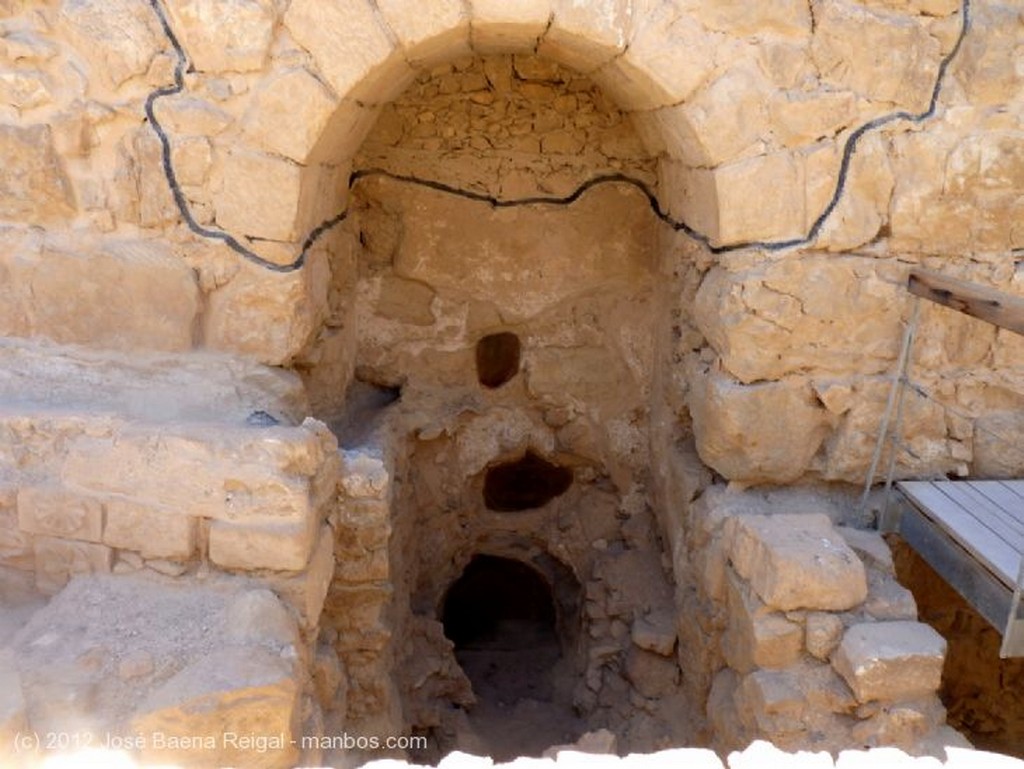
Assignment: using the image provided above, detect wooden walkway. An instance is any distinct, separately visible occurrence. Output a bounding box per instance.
[896,480,1024,656]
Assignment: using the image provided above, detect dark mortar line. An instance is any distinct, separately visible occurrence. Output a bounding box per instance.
[146,0,971,273]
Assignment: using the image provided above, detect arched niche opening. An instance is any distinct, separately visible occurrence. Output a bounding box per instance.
[440,552,585,759]
[307,51,705,758]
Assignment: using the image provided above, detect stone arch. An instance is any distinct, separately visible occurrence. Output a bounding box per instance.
[202,0,727,277]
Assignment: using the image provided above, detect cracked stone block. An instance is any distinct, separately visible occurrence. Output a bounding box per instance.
[726,513,868,611]
[832,621,946,703]
[723,570,803,672]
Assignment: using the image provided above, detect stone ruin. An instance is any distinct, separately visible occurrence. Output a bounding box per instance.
[0,0,1022,767]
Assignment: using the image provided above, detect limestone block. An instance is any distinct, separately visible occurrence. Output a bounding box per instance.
[63,423,324,524]
[820,377,951,483]
[0,235,199,353]
[0,125,73,223]
[734,668,805,736]
[811,0,940,110]
[284,0,414,105]
[17,487,103,543]
[726,514,868,612]
[973,411,1024,478]
[165,0,277,73]
[710,150,806,245]
[694,0,811,38]
[723,570,803,673]
[132,646,300,769]
[32,536,112,594]
[0,338,310,425]
[154,94,234,136]
[538,0,628,73]
[170,136,212,187]
[770,90,858,149]
[667,65,773,167]
[805,613,844,661]
[214,149,307,241]
[469,0,552,52]
[863,571,919,621]
[243,67,339,164]
[204,251,330,366]
[693,259,903,384]
[690,370,830,485]
[209,517,317,572]
[656,159,719,240]
[324,584,392,651]
[308,100,382,167]
[102,498,196,560]
[269,525,335,629]
[832,621,945,703]
[376,0,471,65]
[954,3,1024,107]
[58,0,161,87]
[592,4,717,111]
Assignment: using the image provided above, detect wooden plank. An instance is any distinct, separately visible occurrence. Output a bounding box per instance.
[963,481,1024,540]
[907,269,1024,337]
[897,496,1011,633]
[898,481,1021,587]
[942,481,1024,545]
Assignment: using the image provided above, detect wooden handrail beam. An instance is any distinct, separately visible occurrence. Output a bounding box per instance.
[907,268,1024,337]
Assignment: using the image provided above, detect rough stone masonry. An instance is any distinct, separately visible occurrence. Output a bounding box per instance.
[0,0,1022,767]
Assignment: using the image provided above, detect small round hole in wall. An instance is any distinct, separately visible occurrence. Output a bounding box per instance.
[483,451,573,512]
[476,332,521,389]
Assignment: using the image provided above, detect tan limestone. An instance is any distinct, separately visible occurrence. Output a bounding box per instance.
[283,0,414,105]
[538,0,628,73]
[164,0,277,74]
[469,0,552,53]
[376,0,471,66]
[723,570,804,673]
[0,125,74,223]
[102,498,197,560]
[832,621,946,703]
[690,371,830,485]
[243,67,339,164]
[726,513,868,612]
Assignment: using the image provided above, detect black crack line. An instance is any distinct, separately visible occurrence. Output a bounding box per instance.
[146,0,970,273]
